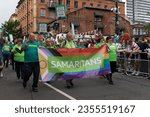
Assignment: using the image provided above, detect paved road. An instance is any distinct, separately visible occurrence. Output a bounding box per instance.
[0,67,150,100]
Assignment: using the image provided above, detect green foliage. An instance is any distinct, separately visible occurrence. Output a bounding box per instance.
[1,20,22,38]
[144,23,150,35]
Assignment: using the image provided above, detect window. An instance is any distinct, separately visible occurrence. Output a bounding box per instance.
[50,11,55,19]
[66,0,70,7]
[90,3,94,7]
[74,1,78,9]
[97,4,101,8]
[104,5,107,9]
[82,2,86,7]
[39,23,47,33]
[95,17,102,22]
[40,9,46,17]
[41,0,45,3]
[58,0,62,4]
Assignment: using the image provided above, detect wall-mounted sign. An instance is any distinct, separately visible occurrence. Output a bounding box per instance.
[55,5,66,19]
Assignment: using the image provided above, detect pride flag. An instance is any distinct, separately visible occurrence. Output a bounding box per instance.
[38,44,111,82]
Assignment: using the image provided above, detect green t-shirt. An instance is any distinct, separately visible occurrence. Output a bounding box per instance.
[63,40,76,48]
[95,43,105,48]
[12,44,24,62]
[3,43,11,52]
[23,41,40,63]
[108,43,117,62]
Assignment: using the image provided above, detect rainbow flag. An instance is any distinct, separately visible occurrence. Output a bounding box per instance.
[38,44,111,82]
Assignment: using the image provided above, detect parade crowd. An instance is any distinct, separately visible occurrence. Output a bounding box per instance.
[0,31,150,92]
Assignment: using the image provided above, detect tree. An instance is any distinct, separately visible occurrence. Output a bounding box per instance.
[1,20,22,38]
[144,23,150,36]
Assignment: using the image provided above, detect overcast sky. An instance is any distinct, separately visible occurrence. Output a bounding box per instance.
[0,0,126,27]
[0,0,19,27]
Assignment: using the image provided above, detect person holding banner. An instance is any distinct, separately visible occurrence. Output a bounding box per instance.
[106,36,118,85]
[22,33,40,92]
[63,32,76,89]
[95,35,105,48]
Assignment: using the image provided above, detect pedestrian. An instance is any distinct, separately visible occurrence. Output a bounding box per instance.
[0,35,4,78]
[63,32,76,88]
[106,36,118,85]
[95,35,105,48]
[127,39,140,76]
[3,40,11,68]
[10,40,16,70]
[12,39,24,81]
[22,33,40,92]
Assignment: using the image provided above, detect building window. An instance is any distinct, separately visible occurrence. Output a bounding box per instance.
[104,5,107,9]
[41,0,45,3]
[66,0,70,7]
[74,1,78,9]
[90,3,94,7]
[58,0,62,4]
[40,9,46,17]
[39,23,47,33]
[97,4,101,8]
[50,11,55,19]
[82,2,86,7]
[95,17,102,22]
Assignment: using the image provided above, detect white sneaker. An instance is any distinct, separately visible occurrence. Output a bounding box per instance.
[0,72,3,78]
[132,70,136,75]
[135,71,140,76]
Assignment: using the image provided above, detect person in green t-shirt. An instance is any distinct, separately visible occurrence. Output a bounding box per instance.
[63,32,76,89]
[3,40,11,68]
[106,36,118,85]
[22,33,40,92]
[12,39,24,81]
[10,41,16,70]
[0,36,4,78]
[95,36,105,48]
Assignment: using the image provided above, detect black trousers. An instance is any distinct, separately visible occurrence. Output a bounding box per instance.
[3,53,10,67]
[15,61,24,79]
[11,53,15,70]
[23,62,40,88]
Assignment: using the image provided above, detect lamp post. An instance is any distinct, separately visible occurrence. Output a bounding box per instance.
[27,0,29,35]
[115,0,119,35]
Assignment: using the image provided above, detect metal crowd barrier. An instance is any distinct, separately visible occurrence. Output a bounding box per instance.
[117,51,150,78]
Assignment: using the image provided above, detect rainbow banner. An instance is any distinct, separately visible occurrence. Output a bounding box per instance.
[38,44,111,82]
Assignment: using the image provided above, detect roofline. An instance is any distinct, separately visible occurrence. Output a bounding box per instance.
[16,0,24,8]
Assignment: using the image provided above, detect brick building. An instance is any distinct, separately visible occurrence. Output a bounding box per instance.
[16,0,54,35]
[9,13,18,22]
[16,0,126,36]
[54,0,125,16]
[51,7,131,36]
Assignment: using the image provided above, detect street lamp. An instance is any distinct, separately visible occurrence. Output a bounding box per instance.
[27,0,29,35]
[115,0,119,35]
